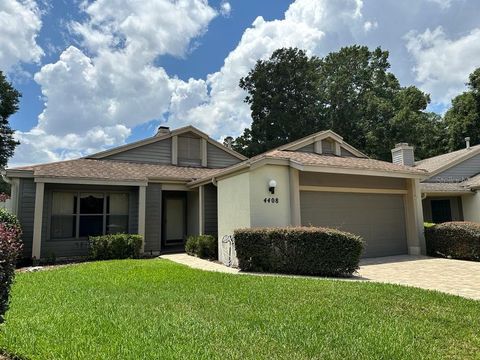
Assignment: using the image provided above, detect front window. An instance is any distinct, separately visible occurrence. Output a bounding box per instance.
[51,191,129,240]
[431,199,452,223]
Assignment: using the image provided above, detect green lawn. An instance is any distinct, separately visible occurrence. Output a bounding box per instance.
[1,260,479,360]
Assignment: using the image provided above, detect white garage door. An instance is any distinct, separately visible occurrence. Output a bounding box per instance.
[300,191,408,258]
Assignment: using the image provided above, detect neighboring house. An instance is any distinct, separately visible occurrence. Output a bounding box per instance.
[412,139,480,224]
[6,126,428,263]
[5,126,246,260]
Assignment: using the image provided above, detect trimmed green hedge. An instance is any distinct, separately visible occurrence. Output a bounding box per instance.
[89,234,143,260]
[234,227,363,277]
[185,235,217,260]
[425,221,480,261]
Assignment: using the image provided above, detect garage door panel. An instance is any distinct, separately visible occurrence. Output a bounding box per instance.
[300,191,407,258]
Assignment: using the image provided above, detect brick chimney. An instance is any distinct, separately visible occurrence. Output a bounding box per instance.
[224,136,233,149]
[156,126,170,136]
[391,143,415,166]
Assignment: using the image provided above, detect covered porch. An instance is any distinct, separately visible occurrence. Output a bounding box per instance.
[420,182,473,223]
[23,179,217,260]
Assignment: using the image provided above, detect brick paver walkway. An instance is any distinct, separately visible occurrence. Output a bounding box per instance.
[160,253,480,300]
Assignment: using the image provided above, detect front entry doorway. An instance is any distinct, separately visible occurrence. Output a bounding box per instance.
[162,191,187,252]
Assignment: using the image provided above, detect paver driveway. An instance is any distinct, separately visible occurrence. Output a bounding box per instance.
[162,254,480,300]
[358,255,480,300]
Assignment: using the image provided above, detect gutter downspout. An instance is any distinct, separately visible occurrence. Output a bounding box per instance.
[1,169,17,215]
[1,169,11,185]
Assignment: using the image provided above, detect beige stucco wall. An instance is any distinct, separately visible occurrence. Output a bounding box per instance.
[217,171,251,265]
[249,165,292,227]
[217,165,293,265]
[462,192,480,222]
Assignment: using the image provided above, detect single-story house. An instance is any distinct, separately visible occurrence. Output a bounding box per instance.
[5,125,427,264]
[5,126,246,260]
[412,139,480,224]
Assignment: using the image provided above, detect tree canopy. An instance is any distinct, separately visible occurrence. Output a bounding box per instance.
[445,68,480,151]
[0,71,20,168]
[234,46,448,160]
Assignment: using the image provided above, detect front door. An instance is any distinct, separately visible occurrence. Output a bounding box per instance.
[162,192,187,250]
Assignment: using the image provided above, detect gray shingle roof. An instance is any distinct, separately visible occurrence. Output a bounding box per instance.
[421,182,471,193]
[415,145,480,173]
[267,150,426,175]
[10,159,222,182]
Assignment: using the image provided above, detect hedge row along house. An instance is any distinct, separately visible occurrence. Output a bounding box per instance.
[5,125,430,265]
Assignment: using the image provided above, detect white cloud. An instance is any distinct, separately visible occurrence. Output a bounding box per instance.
[72,0,216,57]
[405,26,480,104]
[166,0,365,138]
[19,0,479,166]
[13,0,369,166]
[13,124,131,167]
[220,2,231,17]
[11,0,217,166]
[0,0,43,71]
[363,20,378,32]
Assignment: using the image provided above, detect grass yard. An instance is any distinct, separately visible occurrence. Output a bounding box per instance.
[1,259,479,360]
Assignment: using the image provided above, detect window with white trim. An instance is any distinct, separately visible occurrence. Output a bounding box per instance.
[50,192,129,240]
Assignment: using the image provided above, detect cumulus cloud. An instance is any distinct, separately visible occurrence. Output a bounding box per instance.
[0,0,43,71]
[71,0,216,57]
[405,26,480,105]
[166,0,365,138]
[18,0,478,167]
[11,0,217,166]
[12,0,369,166]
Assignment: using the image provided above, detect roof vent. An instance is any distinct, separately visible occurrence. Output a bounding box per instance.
[465,137,471,149]
[391,143,415,167]
[156,126,170,136]
[224,136,233,149]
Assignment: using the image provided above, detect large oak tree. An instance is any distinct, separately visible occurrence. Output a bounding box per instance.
[234,46,446,160]
[444,68,480,150]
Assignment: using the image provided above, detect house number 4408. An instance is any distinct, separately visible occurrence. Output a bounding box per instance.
[264,197,279,204]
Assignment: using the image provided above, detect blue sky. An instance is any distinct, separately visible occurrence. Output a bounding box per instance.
[2,0,480,166]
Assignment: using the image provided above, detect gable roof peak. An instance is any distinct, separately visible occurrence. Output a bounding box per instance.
[86,124,247,161]
[276,129,367,158]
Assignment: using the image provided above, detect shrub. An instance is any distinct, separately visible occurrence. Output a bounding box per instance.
[185,235,217,260]
[0,208,21,231]
[89,234,143,260]
[0,210,23,324]
[234,227,363,277]
[425,222,480,261]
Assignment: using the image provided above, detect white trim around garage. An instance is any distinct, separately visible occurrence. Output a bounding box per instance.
[291,162,427,180]
[299,185,408,195]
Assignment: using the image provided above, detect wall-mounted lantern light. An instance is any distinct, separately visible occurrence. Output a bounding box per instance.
[268,179,277,194]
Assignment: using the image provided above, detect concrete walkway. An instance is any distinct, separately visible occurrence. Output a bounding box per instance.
[161,253,240,274]
[160,253,480,301]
